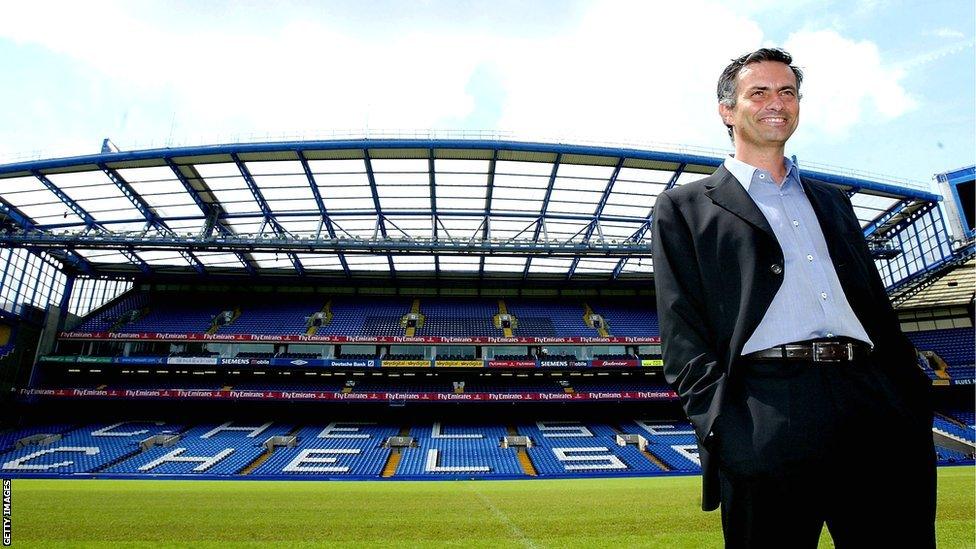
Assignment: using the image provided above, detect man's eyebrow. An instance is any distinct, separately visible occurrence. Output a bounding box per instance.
[744,84,797,92]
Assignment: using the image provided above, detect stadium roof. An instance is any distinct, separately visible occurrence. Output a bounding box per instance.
[0,139,942,283]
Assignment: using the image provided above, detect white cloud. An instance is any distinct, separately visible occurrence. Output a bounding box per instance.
[490,0,762,149]
[928,27,965,39]
[898,40,975,71]
[0,1,919,157]
[0,2,482,142]
[784,30,915,137]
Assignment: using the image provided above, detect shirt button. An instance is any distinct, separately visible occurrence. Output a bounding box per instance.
[770,264,783,275]
[759,174,765,179]
[807,254,814,261]
[792,220,799,227]
[821,292,828,300]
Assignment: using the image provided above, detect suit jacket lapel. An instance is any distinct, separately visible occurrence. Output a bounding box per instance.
[801,178,852,269]
[703,166,776,240]
[800,178,869,312]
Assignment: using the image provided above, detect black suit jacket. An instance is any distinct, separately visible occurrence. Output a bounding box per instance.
[652,166,930,511]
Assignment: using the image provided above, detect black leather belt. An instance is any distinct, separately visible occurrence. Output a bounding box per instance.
[743,340,871,363]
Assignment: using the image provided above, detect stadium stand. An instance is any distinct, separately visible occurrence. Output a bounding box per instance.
[0,143,971,499]
[73,292,150,333]
[933,414,976,443]
[317,298,412,337]
[1,416,972,478]
[520,421,662,477]
[414,298,499,337]
[253,423,396,477]
[593,302,660,337]
[906,328,976,382]
[0,421,182,474]
[505,299,593,337]
[217,298,322,335]
[397,423,523,477]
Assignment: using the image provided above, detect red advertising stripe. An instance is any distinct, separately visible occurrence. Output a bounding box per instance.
[19,388,678,401]
[590,360,639,368]
[486,360,537,368]
[57,332,661,345]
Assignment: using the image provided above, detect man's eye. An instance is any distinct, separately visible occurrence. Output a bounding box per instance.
[752,91,764,97]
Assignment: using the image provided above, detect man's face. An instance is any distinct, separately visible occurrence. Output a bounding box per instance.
[719,60,800,149]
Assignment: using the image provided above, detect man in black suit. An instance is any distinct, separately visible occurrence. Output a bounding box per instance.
[652,48,936,548]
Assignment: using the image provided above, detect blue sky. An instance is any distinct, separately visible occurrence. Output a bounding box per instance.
[0,0,972,190]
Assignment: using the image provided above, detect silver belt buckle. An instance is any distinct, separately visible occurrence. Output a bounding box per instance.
[812,342,853,362]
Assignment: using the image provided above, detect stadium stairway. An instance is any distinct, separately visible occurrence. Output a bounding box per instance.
[207,307,241,335]
[497,300,513,337]
[508,425,537,476]
[381,426,412,477]
[306,300,333,337]
[607,423,669,472]
[240,425,302,475]
[583,303,610,338]
[403,299,423,337]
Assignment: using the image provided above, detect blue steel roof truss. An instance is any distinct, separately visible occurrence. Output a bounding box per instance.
[612,162,685,279]
[568,156,625,280]
[362,149,395,277]
[478,149,498,279]
[164,157,257,275]
[0,139,946,285]
[429,152,440,278]
[33,170,149,273]
[523,153,562,280]
[0,196,91,274]
[100,164,206,275]
[231,153,304,276]
[32,170,97,230]
[297,151,350,277]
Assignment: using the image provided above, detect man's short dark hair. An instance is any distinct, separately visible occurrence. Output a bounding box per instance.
[717,48,803,141]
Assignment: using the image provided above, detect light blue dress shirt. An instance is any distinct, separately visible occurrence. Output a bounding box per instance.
[723,155,874,355]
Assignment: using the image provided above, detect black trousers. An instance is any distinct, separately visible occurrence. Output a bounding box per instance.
[713,359,937,549]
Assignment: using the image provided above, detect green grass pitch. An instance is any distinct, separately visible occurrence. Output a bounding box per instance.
[9,467,973,547]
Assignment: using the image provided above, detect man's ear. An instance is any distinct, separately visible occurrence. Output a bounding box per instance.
[718,102,732,126]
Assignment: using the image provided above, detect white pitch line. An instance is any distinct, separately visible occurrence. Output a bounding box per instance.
[465,482,541,549]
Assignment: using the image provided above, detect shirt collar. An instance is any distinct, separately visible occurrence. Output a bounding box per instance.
[723,155,799,193]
